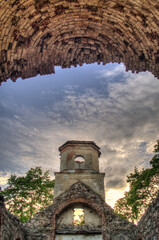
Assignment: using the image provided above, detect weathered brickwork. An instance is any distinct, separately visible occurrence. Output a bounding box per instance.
[1,180,159,239]
[0,0,159,84]
[24,181,139,240]
[138,193,159,240]
[0,201,25,240]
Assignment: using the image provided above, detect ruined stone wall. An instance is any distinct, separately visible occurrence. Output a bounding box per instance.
[24,182,139,240]
[0,0,159,84]
[0,202,25,240]
[138,193,159,240]
[1,185,159,239]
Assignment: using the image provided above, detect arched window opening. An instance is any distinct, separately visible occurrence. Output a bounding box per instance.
[74,208,84,225]
[74,155,85,163]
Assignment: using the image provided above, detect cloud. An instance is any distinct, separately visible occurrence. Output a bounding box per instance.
[0,171,11,189]
[97,63,127,80]
[0,63,159,198]
[106,184,129,208]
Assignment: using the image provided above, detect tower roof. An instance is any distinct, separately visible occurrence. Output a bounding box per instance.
[59,140,101,157]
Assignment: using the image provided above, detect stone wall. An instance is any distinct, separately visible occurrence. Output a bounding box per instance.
[0,0,159,84]
[138,193,159,240]
[54,172,105,199]
[24,182,139,240]
[1,186,159,239]
[0,201,25,240]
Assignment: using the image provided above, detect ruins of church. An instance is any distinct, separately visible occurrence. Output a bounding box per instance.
[0,0,159,238]
[0,140,159,240]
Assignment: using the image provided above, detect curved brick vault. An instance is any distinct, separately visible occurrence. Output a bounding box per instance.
[0,0,159,84]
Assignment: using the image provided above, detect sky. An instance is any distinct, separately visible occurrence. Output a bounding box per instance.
[0,62,159,207]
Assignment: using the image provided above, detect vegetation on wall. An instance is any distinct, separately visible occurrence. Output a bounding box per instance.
[114,140,159,222]
[0,167,54,223]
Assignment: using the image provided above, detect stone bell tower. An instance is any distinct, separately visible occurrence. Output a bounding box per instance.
[54,140,105,199]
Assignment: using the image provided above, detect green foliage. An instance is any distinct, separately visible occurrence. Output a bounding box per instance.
[0,167,54,223]
[114,195,134,221]
[114,140,159,222]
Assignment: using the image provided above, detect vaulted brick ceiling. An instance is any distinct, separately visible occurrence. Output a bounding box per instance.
[0,0,159,84]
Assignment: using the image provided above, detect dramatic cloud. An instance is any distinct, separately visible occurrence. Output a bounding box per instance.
[0,63,159,206]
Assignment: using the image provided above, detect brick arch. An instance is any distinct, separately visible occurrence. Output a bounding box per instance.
[0,0,159,84]
[51,197,107,240]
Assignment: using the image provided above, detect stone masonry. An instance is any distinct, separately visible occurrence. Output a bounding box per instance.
[54,141,105,199]
[24,181,140,240]
[138,193,159,240]
[0,0,159,84]
[0,201,25,240]
[0,140,159,239]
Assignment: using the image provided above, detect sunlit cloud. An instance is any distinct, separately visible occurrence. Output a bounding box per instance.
[106,184,129,208]
[0,171,11,189]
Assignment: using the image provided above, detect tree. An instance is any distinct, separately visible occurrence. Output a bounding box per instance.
[113,195,134,221]
[0,167,54,223]
[114,140,159,222]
